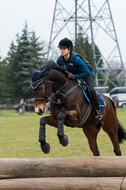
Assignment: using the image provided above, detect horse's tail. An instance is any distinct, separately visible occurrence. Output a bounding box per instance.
[107,97,126,143]
[118,121,126,143]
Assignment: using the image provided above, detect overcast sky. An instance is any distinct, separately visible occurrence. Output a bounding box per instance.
[0,0,126,63]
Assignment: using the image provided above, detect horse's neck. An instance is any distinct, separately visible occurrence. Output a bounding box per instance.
[49,69,77,93]
[49,69,67,90]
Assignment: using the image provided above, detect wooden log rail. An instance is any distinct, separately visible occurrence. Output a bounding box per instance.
[0,157,126,189]
[0,177,126,190]
[0,157,126,179]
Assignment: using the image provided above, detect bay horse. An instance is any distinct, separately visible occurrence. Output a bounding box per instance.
[29,61,126,156]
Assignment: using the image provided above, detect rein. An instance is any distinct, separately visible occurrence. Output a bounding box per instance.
[32,78,80,105]
[51,80,80,104]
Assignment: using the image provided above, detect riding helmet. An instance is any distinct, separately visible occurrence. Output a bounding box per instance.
[58,38,73,50]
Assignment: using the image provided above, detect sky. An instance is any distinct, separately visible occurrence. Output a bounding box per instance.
[0,0,126,64]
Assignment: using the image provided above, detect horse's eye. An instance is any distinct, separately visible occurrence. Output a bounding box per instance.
[40,87,43,91]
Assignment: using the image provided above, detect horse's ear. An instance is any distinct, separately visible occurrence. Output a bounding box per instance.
[40,68,47,77]
[28,67,34,78]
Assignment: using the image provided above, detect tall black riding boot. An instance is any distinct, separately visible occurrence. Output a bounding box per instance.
[90,90,103,120]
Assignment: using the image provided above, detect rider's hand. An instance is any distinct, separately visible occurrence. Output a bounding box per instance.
[68,73,75,79]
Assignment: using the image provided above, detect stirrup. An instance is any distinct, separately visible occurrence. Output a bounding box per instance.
[95,110,103,120]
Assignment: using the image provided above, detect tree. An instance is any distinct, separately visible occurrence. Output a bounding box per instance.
[5,41,22,103]
[74,33,104,85]
[29,31,47,68]
[74,34,96,71]
[74,33,87,59]
[95,45,104,86]
[21,30,47,97]
[2,22,47,103]
[0,57,6,103]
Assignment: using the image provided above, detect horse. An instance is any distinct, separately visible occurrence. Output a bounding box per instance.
[29,61,126,156]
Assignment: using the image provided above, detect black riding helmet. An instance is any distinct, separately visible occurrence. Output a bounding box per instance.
[58,38,73,51]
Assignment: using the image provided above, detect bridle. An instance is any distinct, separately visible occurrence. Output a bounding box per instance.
[31,78,80,105]
[31,79,51,103]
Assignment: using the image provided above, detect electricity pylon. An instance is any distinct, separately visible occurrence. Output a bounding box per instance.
[48,0,126,87]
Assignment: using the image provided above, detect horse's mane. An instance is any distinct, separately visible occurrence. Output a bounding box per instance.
[39,60,68,77]
[30,60,70,89]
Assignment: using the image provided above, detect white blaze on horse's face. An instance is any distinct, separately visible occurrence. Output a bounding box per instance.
[35,106,39,113]
[32,83,46,115]
[35,101,45,115]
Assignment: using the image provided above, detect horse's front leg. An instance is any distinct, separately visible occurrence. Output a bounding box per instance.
[57,111,69,147]
[39,114,57,154]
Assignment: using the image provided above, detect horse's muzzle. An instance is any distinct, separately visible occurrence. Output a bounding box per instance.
[35,106,44,115]
[34,101,45,115]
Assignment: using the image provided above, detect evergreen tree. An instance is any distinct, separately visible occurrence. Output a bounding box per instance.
[0,56,2,101]
[5,41,22,102]
[29,31,47,68]
[74,33,87,59]
[3,21,47,103]
[95,45,104,86]
[21,30,47,96]
[0,57,6,103]
[74,34,96,71]
[83,37,96,72]
[74,33,104,85]
[0,56,12,103]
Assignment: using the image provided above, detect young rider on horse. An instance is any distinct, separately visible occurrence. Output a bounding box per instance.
[57,37,103,120]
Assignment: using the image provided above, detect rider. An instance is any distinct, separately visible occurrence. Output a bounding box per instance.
[57,37,103,120]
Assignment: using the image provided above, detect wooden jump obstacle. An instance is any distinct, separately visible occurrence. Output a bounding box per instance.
[0,157,126,189]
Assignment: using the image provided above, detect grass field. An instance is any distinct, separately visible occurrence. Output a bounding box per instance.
[0,109,126,158]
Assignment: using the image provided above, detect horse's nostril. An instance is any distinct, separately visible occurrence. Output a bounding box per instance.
[35,104,45,115]
[39,109,43,113]
[38,109,43,115]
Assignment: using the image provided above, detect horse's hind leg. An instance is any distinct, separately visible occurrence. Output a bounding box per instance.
[83,125,101,156]
[102,119,121,156]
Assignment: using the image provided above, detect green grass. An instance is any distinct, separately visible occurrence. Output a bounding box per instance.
[0,109,126,158]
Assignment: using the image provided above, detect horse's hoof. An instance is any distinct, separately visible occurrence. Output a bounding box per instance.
[59,135,69,146]
[40,142,50,154]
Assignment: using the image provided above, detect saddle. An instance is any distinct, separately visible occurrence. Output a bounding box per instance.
[80,82,106,108]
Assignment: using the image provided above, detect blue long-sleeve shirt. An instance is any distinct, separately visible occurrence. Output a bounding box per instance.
[57,53,91,79]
